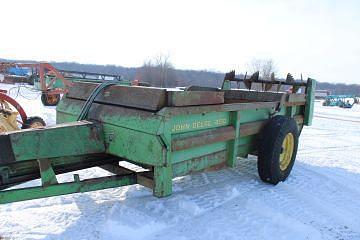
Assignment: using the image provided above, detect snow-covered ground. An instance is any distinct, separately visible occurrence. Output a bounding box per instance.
[1,83,360,240]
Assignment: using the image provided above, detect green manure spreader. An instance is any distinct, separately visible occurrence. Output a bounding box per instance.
[0,71,316,204]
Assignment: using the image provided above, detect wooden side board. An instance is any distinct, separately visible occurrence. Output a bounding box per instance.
[224,90,285,103]
[66,82,225,110]
[66,82,306,112]
[66,82,167,111]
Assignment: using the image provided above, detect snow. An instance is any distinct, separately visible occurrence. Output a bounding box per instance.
[1,83,360,240]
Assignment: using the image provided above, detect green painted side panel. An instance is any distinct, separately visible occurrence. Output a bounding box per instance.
[170,108,265,164]
[95,109,164,135]
[56,98,82,123]
[57,98,164,135]
[304,79,316,126]
[9,123,105,161]
[239,109,271,123]
[169,111,229,134]
[104,124,166,166]
[56,112,77,124]
[173,133,254,167]
[171,135,256,164]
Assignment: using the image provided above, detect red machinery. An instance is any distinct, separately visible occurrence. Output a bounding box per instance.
[0,89,45,132]
[0,62,73,106]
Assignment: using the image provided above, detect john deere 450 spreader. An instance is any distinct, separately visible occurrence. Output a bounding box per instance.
[0,71,315,204]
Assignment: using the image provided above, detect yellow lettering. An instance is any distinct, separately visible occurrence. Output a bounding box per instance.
[172,119,227,132]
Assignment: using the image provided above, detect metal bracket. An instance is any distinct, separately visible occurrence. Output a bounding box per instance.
[227,111,240,167]
[38,159,58,187]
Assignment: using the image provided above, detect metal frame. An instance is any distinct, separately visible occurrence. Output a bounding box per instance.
[57,69,123,81]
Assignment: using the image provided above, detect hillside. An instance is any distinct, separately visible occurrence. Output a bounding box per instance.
[1,59,359,95]
[51,61,360,95]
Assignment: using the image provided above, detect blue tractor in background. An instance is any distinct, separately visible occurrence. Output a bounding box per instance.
[7,67,29,76]
[322,95,356,108]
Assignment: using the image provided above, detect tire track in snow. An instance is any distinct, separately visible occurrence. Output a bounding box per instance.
[149,187,323,240]
[314,114,360,123]
[166,158,360,239]
[295,163,360,196]
[277,166,360,239]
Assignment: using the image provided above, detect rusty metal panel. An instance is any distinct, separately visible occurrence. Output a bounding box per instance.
[158,101,279,117]
[66,82,98,99]
[95,86,167,111]
[239,120,266,137]
[224,90,285,103]
[167,91,224,107]
[239,115,305,138]
[66,82,167,111]
[172,150,227,177]
[171,126,235,151]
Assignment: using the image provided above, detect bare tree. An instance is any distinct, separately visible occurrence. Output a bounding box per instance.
[136,54,178,87]
[245,58,278,91]
[248,58,277,80]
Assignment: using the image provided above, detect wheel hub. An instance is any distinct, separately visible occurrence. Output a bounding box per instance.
[279,133,294,171]
[47,94,58,105]
[29,122,44,128]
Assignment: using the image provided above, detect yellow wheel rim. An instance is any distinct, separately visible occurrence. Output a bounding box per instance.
[47,95,58,105]
[0,125,6,133]
[279,133,294,171]
[29,122,44,128]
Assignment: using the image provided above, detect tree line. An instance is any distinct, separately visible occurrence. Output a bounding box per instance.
[1,58,359,96]
[52,60,359,95]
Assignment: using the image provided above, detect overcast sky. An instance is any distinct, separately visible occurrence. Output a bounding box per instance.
[1,0,359,83]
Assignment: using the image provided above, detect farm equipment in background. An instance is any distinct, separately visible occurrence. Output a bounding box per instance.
[0,65,31,84]
[34,68,131,106]
[0,62,72,106]
[0,89,46,133]
[354,97,359,104]
[339,100,354,108]
[322,95,356,108]
[0,70,316,204]
[0,62,132,106]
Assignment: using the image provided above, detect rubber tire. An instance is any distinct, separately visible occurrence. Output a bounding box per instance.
[257,115,299,184]
[41,93,60,106]
[22,116,46,129]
